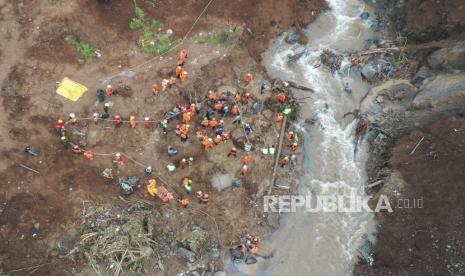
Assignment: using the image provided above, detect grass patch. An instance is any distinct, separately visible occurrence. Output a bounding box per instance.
[130,0,179,55]
[75,41,96,58]
[194,28,235,45]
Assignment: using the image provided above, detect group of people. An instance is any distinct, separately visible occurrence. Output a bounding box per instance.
[53,47,300,212]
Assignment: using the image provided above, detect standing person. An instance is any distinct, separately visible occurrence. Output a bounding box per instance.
[178,49,188,66]
[179,158,187,169]
[152,83,160,95]
[246,73,254,82]
[232,113,242,125]
[68,113,77,124]
[241,164,248,175]
[143,117,152,128]
[228,147,237,157]
[159,119,168,134]
[176,66,183,79]
[145,166,153,176]
[60,136,70,148]
[104,103,110,113]
[93,113,100,124]
[114,115,123,128]
[105,84,113,97]
[55,119,65,135]
[130,116,137,128]
[243,153,251,164]
[24,145,37,156]
[97,89,105,102]
[113,153,124,165]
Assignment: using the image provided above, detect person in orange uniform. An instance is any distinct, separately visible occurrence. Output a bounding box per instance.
[105,84,113,97]
[231,105,239,116]
[202,138,214,150]
[130,116,137,128]
[209,118,218,129]
[201,118,210,128]
[178,49,188,66]
[277,92,286,103]
[241,164,248,175]
[214,101,223,113]
[152,83,160,95]
[180,198,189,207]
[213,135,222,144]
[246,73,253,82]
[182,112,192,124]
[84,150,94,160]
[243,153,251,164]
[287,131,294,141]
[176,66,183,79]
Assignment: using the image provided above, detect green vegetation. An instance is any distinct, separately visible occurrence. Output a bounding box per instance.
[129,0,179,55]
[194,28,235,45]
[129,0,145,30]
[75,41,96,58]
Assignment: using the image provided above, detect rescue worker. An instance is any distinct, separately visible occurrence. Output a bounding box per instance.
[24,145,37,156]
[183,177,192,193]
[97,89,105,102]
[280,156,289,168]
[241,164,248,175]
[246,72,253,82]
[209,118,218,129]
[244,123,252,135]
[201,118,210,128]
[290,142,298,151]
[234,92,241,103]
[179,158,187,169]
[215,124,224,136]
[105,84,113,97]
[180,198,189,207]
[178,49,188,66]
[60,136,70,148]
[144,117,152,128]
[202,138,214,150]
[113,153,124,165]
[145,166,153,176]
[214,101,223,113]
[152,83,160,95]
[200,193,209,204]
[188,157,194,167]
[232,113,242,125]
[102,168,114,179]
[167,162,176,175]
[287,131,294,141]
[244,142,252,152]
[114,115,123,128]
[161,78,170,91]
[189,103,196,115]
[104,103,110,113]
[84,150,94,160]
[158,119,168,134]
[213,135,222,144]
[275,112,284,122]
[130,116,137,128]
[182,112,191,124]
[231,105,239,116]
[68,113,77,124]
[243,93,250,105]
[167,145,178,157]
[175,66,183,79]
[277,92,286,103]
[228,147,237,157]
[55,119,65,135]
[93,113,100,124]
[243,153,251,164]
[71,144,82,154]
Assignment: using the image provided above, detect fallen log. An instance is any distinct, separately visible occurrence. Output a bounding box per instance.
[367,180,384,189]
[267,116,287,195]
[286,81,314,92]
[410,136,425,155]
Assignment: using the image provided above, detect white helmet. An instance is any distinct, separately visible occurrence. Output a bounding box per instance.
[115,153,121,157]
[69,113,76,118]
[93,113,99,117]
[145,117,149,120]
[107,84,112,88]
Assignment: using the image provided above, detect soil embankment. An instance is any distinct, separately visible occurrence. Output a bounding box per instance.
[355,0,465,274]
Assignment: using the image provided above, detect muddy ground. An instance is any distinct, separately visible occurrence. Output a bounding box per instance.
[0,0,327,275]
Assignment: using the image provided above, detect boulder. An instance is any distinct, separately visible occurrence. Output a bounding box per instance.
[413,73,465,109]
[427,42,465,70]
[361,63,377,80]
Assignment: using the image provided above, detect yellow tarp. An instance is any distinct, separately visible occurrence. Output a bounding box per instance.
[56,77,88,101]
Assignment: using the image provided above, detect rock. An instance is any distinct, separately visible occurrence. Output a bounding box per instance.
[284,27,301,44]
[412,66,434,86]
[361,63,377,80]
[413,73,465,109]
[376,95,384,104]
[427,42,465,70]
[178,247,196,263]
[360,12,370,20]
[214,271,226,276]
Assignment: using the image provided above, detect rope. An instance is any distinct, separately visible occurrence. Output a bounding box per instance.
[99,0,216,83]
